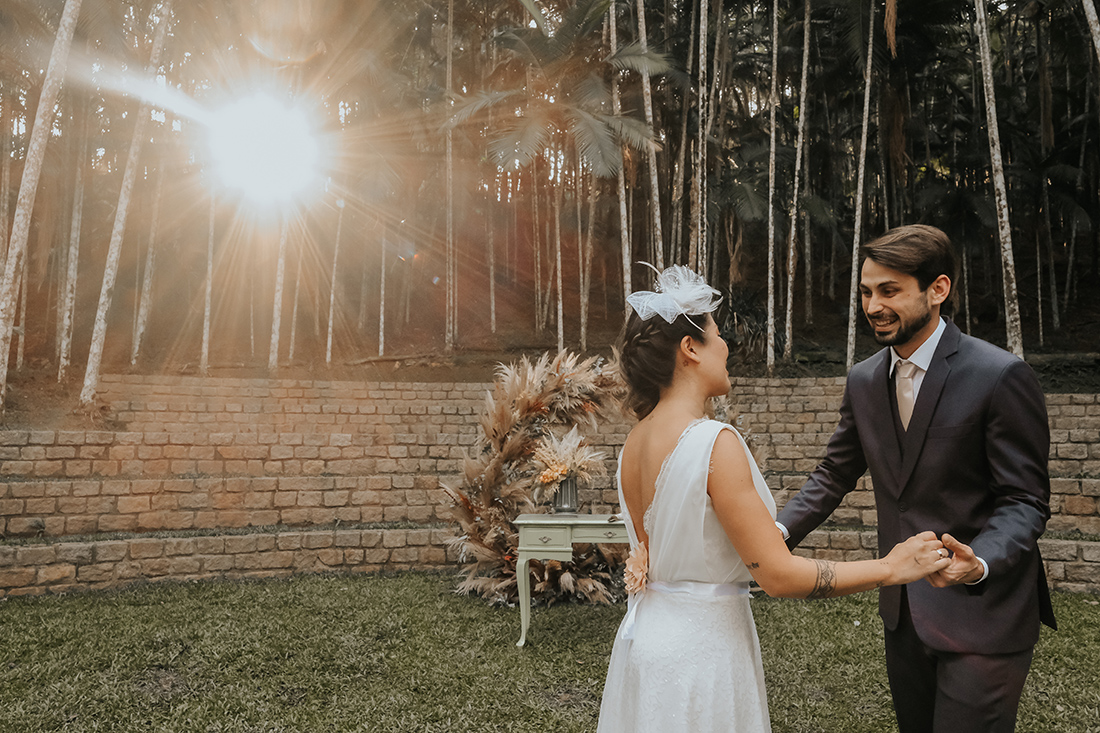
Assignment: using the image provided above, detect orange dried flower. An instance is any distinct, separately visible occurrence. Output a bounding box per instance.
[538,465,568,484]
[624,542,648,594]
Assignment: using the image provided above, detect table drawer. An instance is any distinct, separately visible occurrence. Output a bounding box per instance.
[572,525,629,543]
[519,526,571,549]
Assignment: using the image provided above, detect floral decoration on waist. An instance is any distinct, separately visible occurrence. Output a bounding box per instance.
[624,542,649,594]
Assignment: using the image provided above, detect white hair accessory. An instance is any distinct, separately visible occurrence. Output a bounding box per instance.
[626,263,722,328]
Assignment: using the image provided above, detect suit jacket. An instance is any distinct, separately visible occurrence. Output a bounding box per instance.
[777,319,1056,654]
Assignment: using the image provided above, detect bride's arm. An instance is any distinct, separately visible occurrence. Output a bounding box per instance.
[707,431,948,599]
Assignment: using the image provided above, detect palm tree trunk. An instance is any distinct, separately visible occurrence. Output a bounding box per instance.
[249,278,255,358]
[1083,0,1100,61]
[635,0,664,269]
[575,165,585,350]
[581,171,595,351]
[609,7,632,310]
[1064,84,1089,313]
[689,0,709,272]
[974,0,1023,356]
[0,0,82,411]
[846,0,876,371]
[80,1,170,407]
[288,242,303,363]
[1036,12,1060,332]
[784,0,812,360]
[766,0,779,373]
[488,188,497,335]
[58,128,85,382]
[0,86,10,259]
[268,219,289,370]
[357,250,368,333]
[1035,233,1044,347]
[554,184,564,353]
[671,0,698,263]
[131,167,164,366]
[325,199,345,365]
[15,254,26,371]
[803,134,813,325]
[200,188,214,375]
[533,166,543,331]
[962,241,972,335]
[378,224,386,356]
[444,0,455,353]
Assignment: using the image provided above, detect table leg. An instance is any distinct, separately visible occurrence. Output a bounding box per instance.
[516,553,531,647]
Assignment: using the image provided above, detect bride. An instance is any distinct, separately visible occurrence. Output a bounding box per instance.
[597,265,950,732]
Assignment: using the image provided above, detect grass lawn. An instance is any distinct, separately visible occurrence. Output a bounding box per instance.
[1,571,1096,732]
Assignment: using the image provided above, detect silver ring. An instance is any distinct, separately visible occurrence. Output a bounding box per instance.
[936,549,946,558]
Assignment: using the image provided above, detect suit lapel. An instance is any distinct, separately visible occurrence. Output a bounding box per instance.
[867,351,904,492]
[897,322,961,492]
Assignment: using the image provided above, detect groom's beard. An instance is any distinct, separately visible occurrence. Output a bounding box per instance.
[865,304,932,347]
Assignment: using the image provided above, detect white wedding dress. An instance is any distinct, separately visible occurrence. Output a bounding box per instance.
[597,419,775,732]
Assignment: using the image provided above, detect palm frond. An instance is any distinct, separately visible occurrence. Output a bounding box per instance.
[567,107,622,178]
[571,73,612,111]
[445,90,520,130]
[488,110,553,171]
[601,113,655,153]
[517,0,548,36]
[605,41,673,76]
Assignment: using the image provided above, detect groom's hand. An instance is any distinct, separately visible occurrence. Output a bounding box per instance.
[926,533,984,587]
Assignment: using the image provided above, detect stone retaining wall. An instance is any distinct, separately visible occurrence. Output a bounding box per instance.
[0,373,1097,597]
[0,526,457,598]
[2,527,1096,598]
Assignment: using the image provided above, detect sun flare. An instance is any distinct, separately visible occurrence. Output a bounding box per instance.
[208,93,321,205]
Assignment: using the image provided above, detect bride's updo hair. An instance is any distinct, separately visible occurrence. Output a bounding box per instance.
[618,310,710,419]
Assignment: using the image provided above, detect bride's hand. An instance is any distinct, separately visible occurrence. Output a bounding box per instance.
[882,531,951,585]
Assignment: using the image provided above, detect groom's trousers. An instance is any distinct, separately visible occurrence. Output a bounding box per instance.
[883,587,1035,733]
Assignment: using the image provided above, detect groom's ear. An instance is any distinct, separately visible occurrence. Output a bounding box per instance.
[928,274,951,307]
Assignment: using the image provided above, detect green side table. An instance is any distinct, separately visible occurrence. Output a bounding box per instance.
[513,513,629,647]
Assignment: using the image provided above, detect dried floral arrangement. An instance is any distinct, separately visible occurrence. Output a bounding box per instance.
[442,350,627,606]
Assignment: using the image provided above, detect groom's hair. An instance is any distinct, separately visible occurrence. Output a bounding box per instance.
[618,311,710,419]
[860,225,960,313]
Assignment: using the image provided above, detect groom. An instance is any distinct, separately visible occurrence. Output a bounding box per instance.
[776,225,1056,732]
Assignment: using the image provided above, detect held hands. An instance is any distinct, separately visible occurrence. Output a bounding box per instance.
[925,533,985,587]
[884,531,952,585]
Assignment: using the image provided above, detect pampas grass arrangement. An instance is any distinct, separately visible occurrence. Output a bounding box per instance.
[442,351,627,606]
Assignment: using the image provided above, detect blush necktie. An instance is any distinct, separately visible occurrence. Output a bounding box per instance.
[895,360,918,430]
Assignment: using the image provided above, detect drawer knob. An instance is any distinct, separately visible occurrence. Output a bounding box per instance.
[539,536,552,544]
[604,531,616,538]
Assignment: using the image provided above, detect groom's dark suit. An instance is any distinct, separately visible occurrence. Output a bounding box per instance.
[777,319,1055,728]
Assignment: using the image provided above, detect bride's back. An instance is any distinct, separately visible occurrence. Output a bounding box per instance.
[620,418,771,586]
[619,413,699,544]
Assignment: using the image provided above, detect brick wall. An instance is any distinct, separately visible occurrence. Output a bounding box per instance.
[725,380,1100,535]
[0,526,456,598]
[0,373,1097,598]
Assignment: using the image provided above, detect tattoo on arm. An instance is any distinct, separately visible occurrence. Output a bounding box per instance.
[749,562,760,569]
[806,559,837,599]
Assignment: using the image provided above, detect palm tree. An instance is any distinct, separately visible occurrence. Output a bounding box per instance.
[784,0,812,361]
[450,0,659,348]
[0,0,83,412]
[268,218,290,371]
[325,198,345,365]
[846,0,876,371]
[80,0,172,406]
[973,0,1023,357]
[766,0,779,374]
[200,185,214,375]
[634,0,665,269]
[1084,0,1100,60]
[130,167,164,366]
